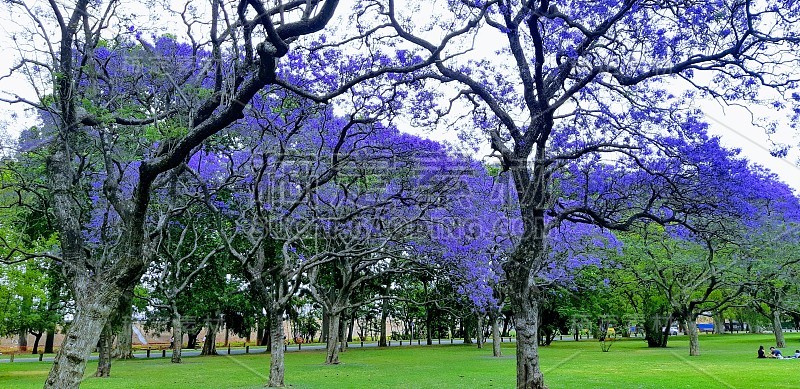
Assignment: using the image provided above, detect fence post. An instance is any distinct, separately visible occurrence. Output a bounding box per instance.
[146,348,151,358]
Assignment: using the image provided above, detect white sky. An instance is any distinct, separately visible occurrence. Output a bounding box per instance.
[0,0,797,191]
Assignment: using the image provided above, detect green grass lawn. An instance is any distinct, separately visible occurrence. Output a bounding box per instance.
[3,334,800,388]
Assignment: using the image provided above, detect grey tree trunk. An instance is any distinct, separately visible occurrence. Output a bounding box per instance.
[339,316,348,353]
[492,314,502,357]
[379,298,388,347]
[772,309,786,348]
[113,322,132,360]
[687,319,700,356]
[325,312,341,364]
[95,323,113,377]
[510,287,546,389]
[268,309,286,388]
[476,314,484,349]
[171,309,183,363]
[44,283,118,389]
[321,307,329,343]
[201,320,218,356]
[113,289,134,360]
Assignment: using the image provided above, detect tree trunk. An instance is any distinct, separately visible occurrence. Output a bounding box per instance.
[171,310,183,363]
[347,312,356,343]
[187,331,199,349]
[95,323,113,377]
[31,331,43,354]
[113,290,134,359]
[492,314,502,357]
[476,314,484,349]
[267,308,286,388]
[379,298,388,347]
[325,312,341,364]
[44,330,55,354]
[321,306,329,343]
[511,292,546,389]
[687,319,700,356]
[713,313,725,335]
[224,327,230,347]
[201,320,218,356]
[339,315,348,353]
[772,309,786,348]
[425,305,433,345]
[256,321,264,346]
[462,318,473,344]
[18,330,28,352]
[44,289,116,389]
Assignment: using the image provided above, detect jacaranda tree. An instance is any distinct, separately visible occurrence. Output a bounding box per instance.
[383,1,800,386]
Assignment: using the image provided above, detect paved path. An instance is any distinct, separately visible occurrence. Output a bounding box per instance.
[0,338,518,364]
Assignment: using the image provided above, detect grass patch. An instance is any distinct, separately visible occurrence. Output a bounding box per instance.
[3,334,799,388]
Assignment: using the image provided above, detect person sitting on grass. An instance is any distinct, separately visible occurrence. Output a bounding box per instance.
[758,346,767,358]
[792,350,800,359]
[769,347,783,359]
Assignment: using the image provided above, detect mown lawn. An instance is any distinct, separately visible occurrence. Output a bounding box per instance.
[2,334,799,388]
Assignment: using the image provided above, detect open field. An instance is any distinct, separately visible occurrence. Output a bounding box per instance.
[3,334,799,388]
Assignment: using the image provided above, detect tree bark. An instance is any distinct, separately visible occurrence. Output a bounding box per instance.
[31,331,43,354]
[687,319,700,356]
[18,330,28,352]
[171,309,184,363]
[268,308,286,388]
[95,323,113,377]
[476,314,484,349]
[187,329,200,349]
[113,290,134,359]
[425,305,433,345]
[513,296,546,389]
[379,298,388,347]
[339,315,348,353]
[201,320,218,356]
[462,318,473,344]
[772,309,786,348]
[321,306,329,343]
[256,321,264,346]
[325,312,341,364]
[44,330,55,354]
[492,314,502,357]
[347,312,356,343]
[44,285,117,389]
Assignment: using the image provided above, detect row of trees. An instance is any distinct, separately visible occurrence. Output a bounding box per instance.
[1,1,799,389]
